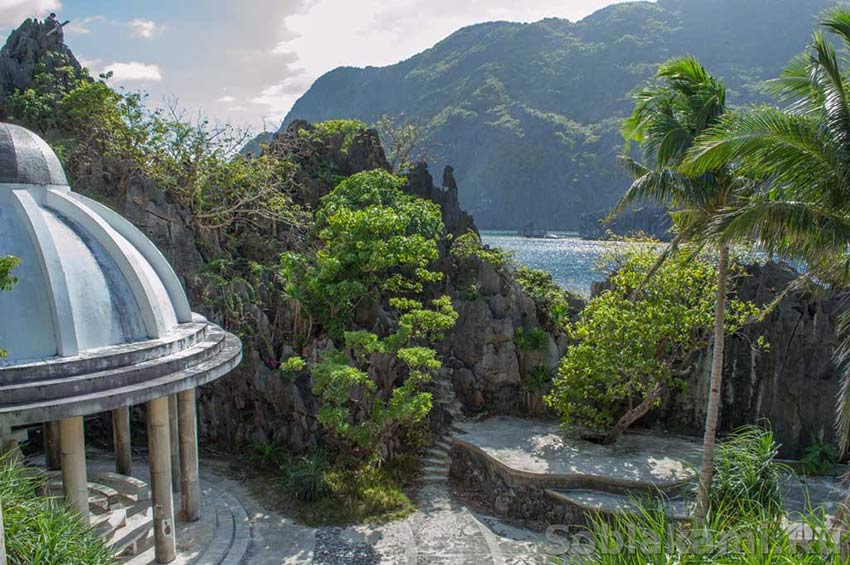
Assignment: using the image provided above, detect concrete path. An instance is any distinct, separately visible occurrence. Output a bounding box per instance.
[215,462,550,564]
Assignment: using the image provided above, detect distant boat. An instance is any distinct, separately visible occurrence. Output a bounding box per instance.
[518,222,565,239]
[518,222,548,238]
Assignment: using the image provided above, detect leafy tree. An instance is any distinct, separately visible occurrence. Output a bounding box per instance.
[615,57,747,521]
[545,245,757,444]
[374,114,436,174]
[4,62,86,134]
[281,169,457,462]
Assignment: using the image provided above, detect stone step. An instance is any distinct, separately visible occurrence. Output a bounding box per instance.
[110,507,154,557]
[45,477,122,506]
[91,472,150,499]
[420,473,449,483]
[93,506,127,538]
[421,455,449,467]
[545,488,691,523]
[434,439,452,453]
[43,484,110,514]
[421,466,449,476]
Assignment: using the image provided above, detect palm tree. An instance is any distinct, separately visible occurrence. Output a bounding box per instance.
[684,9,850,467]
[615,57,741,522]
[684,12,850,534]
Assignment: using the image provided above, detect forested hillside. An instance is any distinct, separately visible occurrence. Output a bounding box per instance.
[283,0,834,229]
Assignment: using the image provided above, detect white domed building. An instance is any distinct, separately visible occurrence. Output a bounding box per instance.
[0,123,242,563]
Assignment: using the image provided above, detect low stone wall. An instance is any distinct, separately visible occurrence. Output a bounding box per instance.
[449,440,579,525]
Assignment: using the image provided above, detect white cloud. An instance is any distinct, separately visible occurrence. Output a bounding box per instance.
[0,0,60,27]
[217,95,237,103]
[63,15,103,35]
[128,18,163,39]
[103,61,162,82]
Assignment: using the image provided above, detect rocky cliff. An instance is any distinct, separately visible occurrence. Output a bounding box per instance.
[658,262,843,459]
[579,206,673,241]
[72,120,569,449]
[0,17,86,107]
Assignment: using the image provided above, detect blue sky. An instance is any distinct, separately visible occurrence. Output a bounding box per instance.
[0,0,643,133]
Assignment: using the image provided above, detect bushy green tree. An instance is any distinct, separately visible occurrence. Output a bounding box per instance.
[546,245,758,444]
[281,169,457,462]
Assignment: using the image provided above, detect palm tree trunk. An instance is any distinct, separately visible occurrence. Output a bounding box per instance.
[628,232,682,302]
[694,242,729,524]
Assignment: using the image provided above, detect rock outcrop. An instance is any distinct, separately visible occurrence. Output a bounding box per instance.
[579,206,673,241]
[657,261,844,459]
[0,16,87,106]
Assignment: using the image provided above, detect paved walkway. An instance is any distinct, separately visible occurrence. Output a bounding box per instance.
[220,463,550,564]
[455,416,701,484]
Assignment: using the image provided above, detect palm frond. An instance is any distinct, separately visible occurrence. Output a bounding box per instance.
[684,107,846,202]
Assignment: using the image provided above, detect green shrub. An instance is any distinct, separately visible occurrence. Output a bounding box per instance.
[515,326,548,352]
[708,426,785,521]
[800,442,838,476]
[1,458,113,564]
[514,266,579,332]
[523,364,554,394]
[450,231,513,270]
[300,119,367,154]
[571,501,841,564]
[546,246,758,444]
[280,453,332,503]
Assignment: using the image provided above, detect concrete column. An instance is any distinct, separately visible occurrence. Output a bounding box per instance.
[147,397,176,563]
[44,421,61,471]
[59,416,89,522]
[177,388,200,521]
[112,407,132,476]
[168,395,180,490]
[0,498,6,565]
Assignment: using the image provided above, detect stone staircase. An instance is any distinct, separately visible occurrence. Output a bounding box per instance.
[43,471,154,558]
[420,374,466,485]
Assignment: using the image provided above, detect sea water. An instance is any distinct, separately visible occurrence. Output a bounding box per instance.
[480,231,630,297]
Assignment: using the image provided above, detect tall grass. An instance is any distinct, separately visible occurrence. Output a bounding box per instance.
[1,457,113,564]
[567,427,845,564]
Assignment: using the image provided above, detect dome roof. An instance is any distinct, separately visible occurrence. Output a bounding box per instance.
[0,122,68,186]
[0,123,192,364]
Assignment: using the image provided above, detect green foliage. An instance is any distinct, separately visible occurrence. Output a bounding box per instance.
[515,266,578,332]
[574,501,841,564]
[282,170,445,336]
[247,444,415,526]
[450,230,512,270]
[707,426,785,521]
[281,169,456,462]
[279,452,332,503]
[514,326,548,352]
[546,245,758,441]
[523,364,554,394]
[5,62,86,134]
[800,442,838,476]
[574,428,838,563]
[1,457,113,564]
[3,62,308,240]
[300,120,367,154]
[279,355,306,376]
[374,113,435,173]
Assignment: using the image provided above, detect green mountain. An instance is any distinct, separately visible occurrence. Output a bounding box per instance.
[282,0,834,229]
